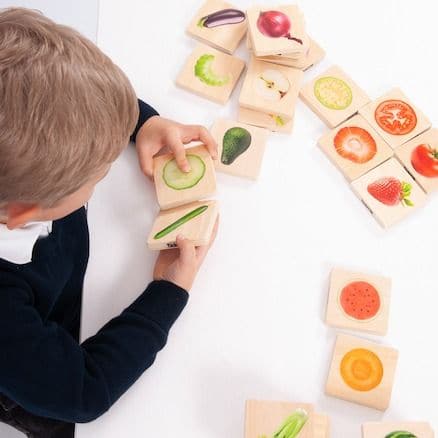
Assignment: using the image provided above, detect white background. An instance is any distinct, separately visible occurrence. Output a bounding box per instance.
[1,1,438,437]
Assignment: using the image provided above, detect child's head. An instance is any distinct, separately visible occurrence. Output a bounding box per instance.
[0,8,139,228]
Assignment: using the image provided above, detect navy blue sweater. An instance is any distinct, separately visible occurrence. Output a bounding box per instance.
[0,100,189,423]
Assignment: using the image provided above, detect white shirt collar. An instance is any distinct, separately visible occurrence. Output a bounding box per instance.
[0,221,53,265]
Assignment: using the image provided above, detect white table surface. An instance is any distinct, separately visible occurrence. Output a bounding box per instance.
[2,1,437,437]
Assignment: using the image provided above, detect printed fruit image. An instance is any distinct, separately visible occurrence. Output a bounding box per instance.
[385,432,417,438]
[197,8,245,28]
[340,348,383,391]
[257,10,303,44]
[255,69,290,101]
[375,100,417,135]
[367,177,414,207]
[339,281,381,321]
[314,76,353,110]
[154,205,208,240]
[163,154,205,190]
[221,127,252,165]
[194,54,230,86]
[257,408,308,438]
[411,143,438,177]
[334,126,377,163]
[270,114,286,126]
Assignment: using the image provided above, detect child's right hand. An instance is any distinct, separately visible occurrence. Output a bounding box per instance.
[153,218,219,291]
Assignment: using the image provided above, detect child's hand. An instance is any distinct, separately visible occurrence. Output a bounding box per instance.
[135,116,218,178]
[153,218,219,291]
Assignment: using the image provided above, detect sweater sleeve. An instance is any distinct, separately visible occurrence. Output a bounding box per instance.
[0,275,188,423]
[130,99,159,143]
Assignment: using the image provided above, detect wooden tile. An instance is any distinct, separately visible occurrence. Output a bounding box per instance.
[153,144,216,210]
[245,400,314,438]
[350,158,427,228]
[238,106,294,133]
[314,414,330,438]
[326,267,391,336]
[246,5,309,56]
[147,200,218,251]
[395,128,438,194]
[299,65,370,128]
[186,0,247,54]
[362,421,434,438]
[239,58,303,119]
[176,43,245,104]
[326,334,399,411]
[257,38,325,71]
[210,119,269,180]
[318,114,394,182]
[359,88,431,149]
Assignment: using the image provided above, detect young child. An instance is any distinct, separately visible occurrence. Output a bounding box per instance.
[0,8,218,438]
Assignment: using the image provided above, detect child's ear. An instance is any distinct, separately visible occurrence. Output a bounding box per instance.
[5,203,42,230]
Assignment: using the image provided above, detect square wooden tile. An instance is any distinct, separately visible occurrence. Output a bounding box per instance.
[210,119,269,180]
[186,0,247,54]
[239,58,303,119]
[350,158,427,228]
[314,414,330,438]
[238,106,294,133]
[176,43,245,104]
[246,5,309,56]
[359,88,431,149]
[153,144,216,210]
[326,267,391,336]
[147,200,218,251]
[245,400,314,438]
[395,128,438,194]
[257,38,325,71]
[362,421,434,438]
[325,334,399,411]
[318,114,394,182]
[299,65,370,128]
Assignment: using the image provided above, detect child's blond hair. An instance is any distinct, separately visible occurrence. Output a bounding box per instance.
[0,8,138,207]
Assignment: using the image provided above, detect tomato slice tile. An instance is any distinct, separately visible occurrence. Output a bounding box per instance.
[374,99,417,135]
[339,281,381,320]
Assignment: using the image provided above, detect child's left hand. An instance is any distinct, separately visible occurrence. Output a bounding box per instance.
[135,116,218,178]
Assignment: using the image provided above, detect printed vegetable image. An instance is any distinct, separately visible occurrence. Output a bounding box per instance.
[163,154,206,190]
[154,205,208,240]
[339,281,381,321]
[367,177,414,207]
[194,54,230,86]
[334,126,377,163]
[255,69,290,101]
[197,8,245,28]
[257,10,303,44]
[340,348,383,391]
[258,408,308,438]
[270,114,286,126]
[411,143,438,177]
[385,432,417,438]
[314,76,353,110]
[222,127,252,165]
[375,100,417,135]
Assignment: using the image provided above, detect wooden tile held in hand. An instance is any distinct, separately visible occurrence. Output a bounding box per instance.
[147,200,218,250]
[153,144,216,210]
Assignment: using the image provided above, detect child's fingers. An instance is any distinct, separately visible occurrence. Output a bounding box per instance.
[182,125,218,160]
[136,144,154,178]
[176,235,196,265]
[168,134,191,173]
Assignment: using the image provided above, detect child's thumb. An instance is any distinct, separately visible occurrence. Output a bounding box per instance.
[176,235,196,264]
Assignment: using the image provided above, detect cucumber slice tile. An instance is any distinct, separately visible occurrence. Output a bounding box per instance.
[162,154,206,190]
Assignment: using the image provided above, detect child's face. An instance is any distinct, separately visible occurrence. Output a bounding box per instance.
[36,165,111,222]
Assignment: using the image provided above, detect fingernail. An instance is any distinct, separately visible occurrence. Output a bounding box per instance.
[183,163,191,172]
[177,234,185,240]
